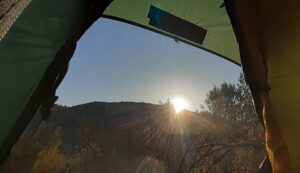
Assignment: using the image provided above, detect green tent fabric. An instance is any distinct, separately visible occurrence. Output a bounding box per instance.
[0,0,111,162]
[104,0,240,64]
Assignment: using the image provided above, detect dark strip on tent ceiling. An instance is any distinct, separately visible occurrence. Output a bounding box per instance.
[148,5,207,45]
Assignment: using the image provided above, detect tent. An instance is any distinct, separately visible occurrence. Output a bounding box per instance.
[0,0,299,172]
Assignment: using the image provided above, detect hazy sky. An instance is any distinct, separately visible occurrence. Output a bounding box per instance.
[56,18,241,111]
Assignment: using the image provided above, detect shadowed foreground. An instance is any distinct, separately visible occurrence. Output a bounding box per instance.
[0,101,265,173]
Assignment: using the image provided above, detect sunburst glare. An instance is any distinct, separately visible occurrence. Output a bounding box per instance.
[171,97,188,113]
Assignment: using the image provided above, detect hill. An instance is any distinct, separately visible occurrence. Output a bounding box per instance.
[1,101,264,173]
[50,102,212,165]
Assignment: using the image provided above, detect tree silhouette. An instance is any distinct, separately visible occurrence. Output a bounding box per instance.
[178,74,266,173]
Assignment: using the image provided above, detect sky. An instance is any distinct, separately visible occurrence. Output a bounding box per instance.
[56,18,241,111]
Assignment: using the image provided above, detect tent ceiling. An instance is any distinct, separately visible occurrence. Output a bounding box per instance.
[103,0,240,64]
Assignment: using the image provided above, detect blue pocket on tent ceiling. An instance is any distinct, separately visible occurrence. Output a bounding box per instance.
[147,5,207,45]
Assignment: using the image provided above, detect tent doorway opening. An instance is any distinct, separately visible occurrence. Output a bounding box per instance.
[0,18,266,173]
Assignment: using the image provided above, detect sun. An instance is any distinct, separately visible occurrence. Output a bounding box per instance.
[171,97,188,113]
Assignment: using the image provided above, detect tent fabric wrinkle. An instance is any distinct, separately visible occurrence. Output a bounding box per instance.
[0,0,31,41]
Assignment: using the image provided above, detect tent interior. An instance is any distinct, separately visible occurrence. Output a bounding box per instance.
[1,0,300,172]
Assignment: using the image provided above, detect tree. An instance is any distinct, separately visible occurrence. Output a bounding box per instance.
[178,73,266,173]
[32,127,65,173]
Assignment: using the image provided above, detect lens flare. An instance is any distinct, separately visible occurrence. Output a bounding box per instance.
[171,97,188,113]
